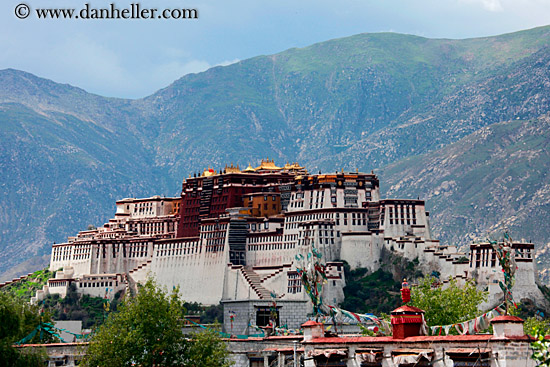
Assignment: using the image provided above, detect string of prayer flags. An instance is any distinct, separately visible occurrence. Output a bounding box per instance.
[429,303,506,336]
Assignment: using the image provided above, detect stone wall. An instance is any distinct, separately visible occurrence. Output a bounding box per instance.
[222,299,309,335]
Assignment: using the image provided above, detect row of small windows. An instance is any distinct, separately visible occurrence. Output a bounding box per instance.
[52,246,72,262]
[206,238,224,246]
[317,238,335,245]
[205,242,224,252]
[380,204,418,226]
[284,234,299,242]
[286,213,336,222]
[79,281,115,288]
[248,235,283,244]
[105,243,148,259]
[201,231,226,239]
[202,224,228,232]
[248,242,292,251]
[295,237,336,246]
[211,195,228,203]
[49,281,69,287]
[284,212,368,228]
[157,241,200,257]
[130,221,172,236]
[247,222,271,231]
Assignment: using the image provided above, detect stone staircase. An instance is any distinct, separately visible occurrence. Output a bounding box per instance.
[260,267,284,283]
[125,259,152,296]
[128,259,152,276]
[241,267,273,299]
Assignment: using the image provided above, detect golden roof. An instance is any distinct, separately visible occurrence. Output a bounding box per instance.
[225,163,241,173]
[243,164,256,172]
[201,167,216,177]
[283,162,304,170]
[255,158,282,171]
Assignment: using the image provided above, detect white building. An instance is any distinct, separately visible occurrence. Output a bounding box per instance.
[37,164,545,332]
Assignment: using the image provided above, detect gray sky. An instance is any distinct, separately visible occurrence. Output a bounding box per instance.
[2,0,550,99]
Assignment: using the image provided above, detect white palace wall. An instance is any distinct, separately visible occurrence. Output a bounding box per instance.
[43,170,547,320]
[150,238,228,305]
[339,232,383,271]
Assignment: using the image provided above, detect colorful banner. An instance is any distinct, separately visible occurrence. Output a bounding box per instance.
[489,232,518,312]
[429,303,505,336]
[296,242,327,318]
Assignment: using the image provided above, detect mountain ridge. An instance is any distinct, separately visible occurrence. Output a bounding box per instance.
[1,25,550,279]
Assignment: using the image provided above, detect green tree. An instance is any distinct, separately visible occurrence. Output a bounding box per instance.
[82,279,233,367]
[410,276,487,327]
[531,323,550,366]
[525,317,550,336]
[0,293,47,367]
[186,329,233,367]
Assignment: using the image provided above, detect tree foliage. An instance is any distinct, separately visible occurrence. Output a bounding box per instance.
[410,276,487,327]
[0,293,47,367]
[525,317,550,336]
[182,301,224,324]
[531,323,550,366]
[341,265,402,315]
[186,329,234,367]
[82,279,232,367]
[42,286,124,329]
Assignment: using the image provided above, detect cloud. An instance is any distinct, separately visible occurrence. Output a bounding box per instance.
[149,58,240,92]
[459,0,504,12]
[482,0,504,12]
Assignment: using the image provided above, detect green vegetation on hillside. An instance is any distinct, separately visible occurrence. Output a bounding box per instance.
[0,269,53,302]
[341,266,401,314]
[182,301,224,324]
[41,284,124,329]
[340,253,424,314]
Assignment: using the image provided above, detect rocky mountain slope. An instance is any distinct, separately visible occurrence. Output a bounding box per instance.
[1,26,550,279]
[379,115,550,248]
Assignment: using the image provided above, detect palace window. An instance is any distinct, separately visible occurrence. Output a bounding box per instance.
[287,272,302,294]
[256,307,279,327]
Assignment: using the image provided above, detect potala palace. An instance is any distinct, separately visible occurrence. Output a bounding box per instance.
[36,159,545,333]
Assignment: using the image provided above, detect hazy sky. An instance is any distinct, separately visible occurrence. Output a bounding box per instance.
[2,0,550,98]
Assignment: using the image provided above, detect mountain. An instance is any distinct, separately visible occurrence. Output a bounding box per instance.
[1,26,550,280]
[378,115,550,249]
[135,27,550,174]
[0,71,171,276]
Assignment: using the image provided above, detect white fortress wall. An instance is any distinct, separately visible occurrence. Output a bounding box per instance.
[339,232,382,271]
[150,237,228,305]
[50,243,79,272]
[223,265,257,301]
[92,240,154,276]
[245,233,294,267]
